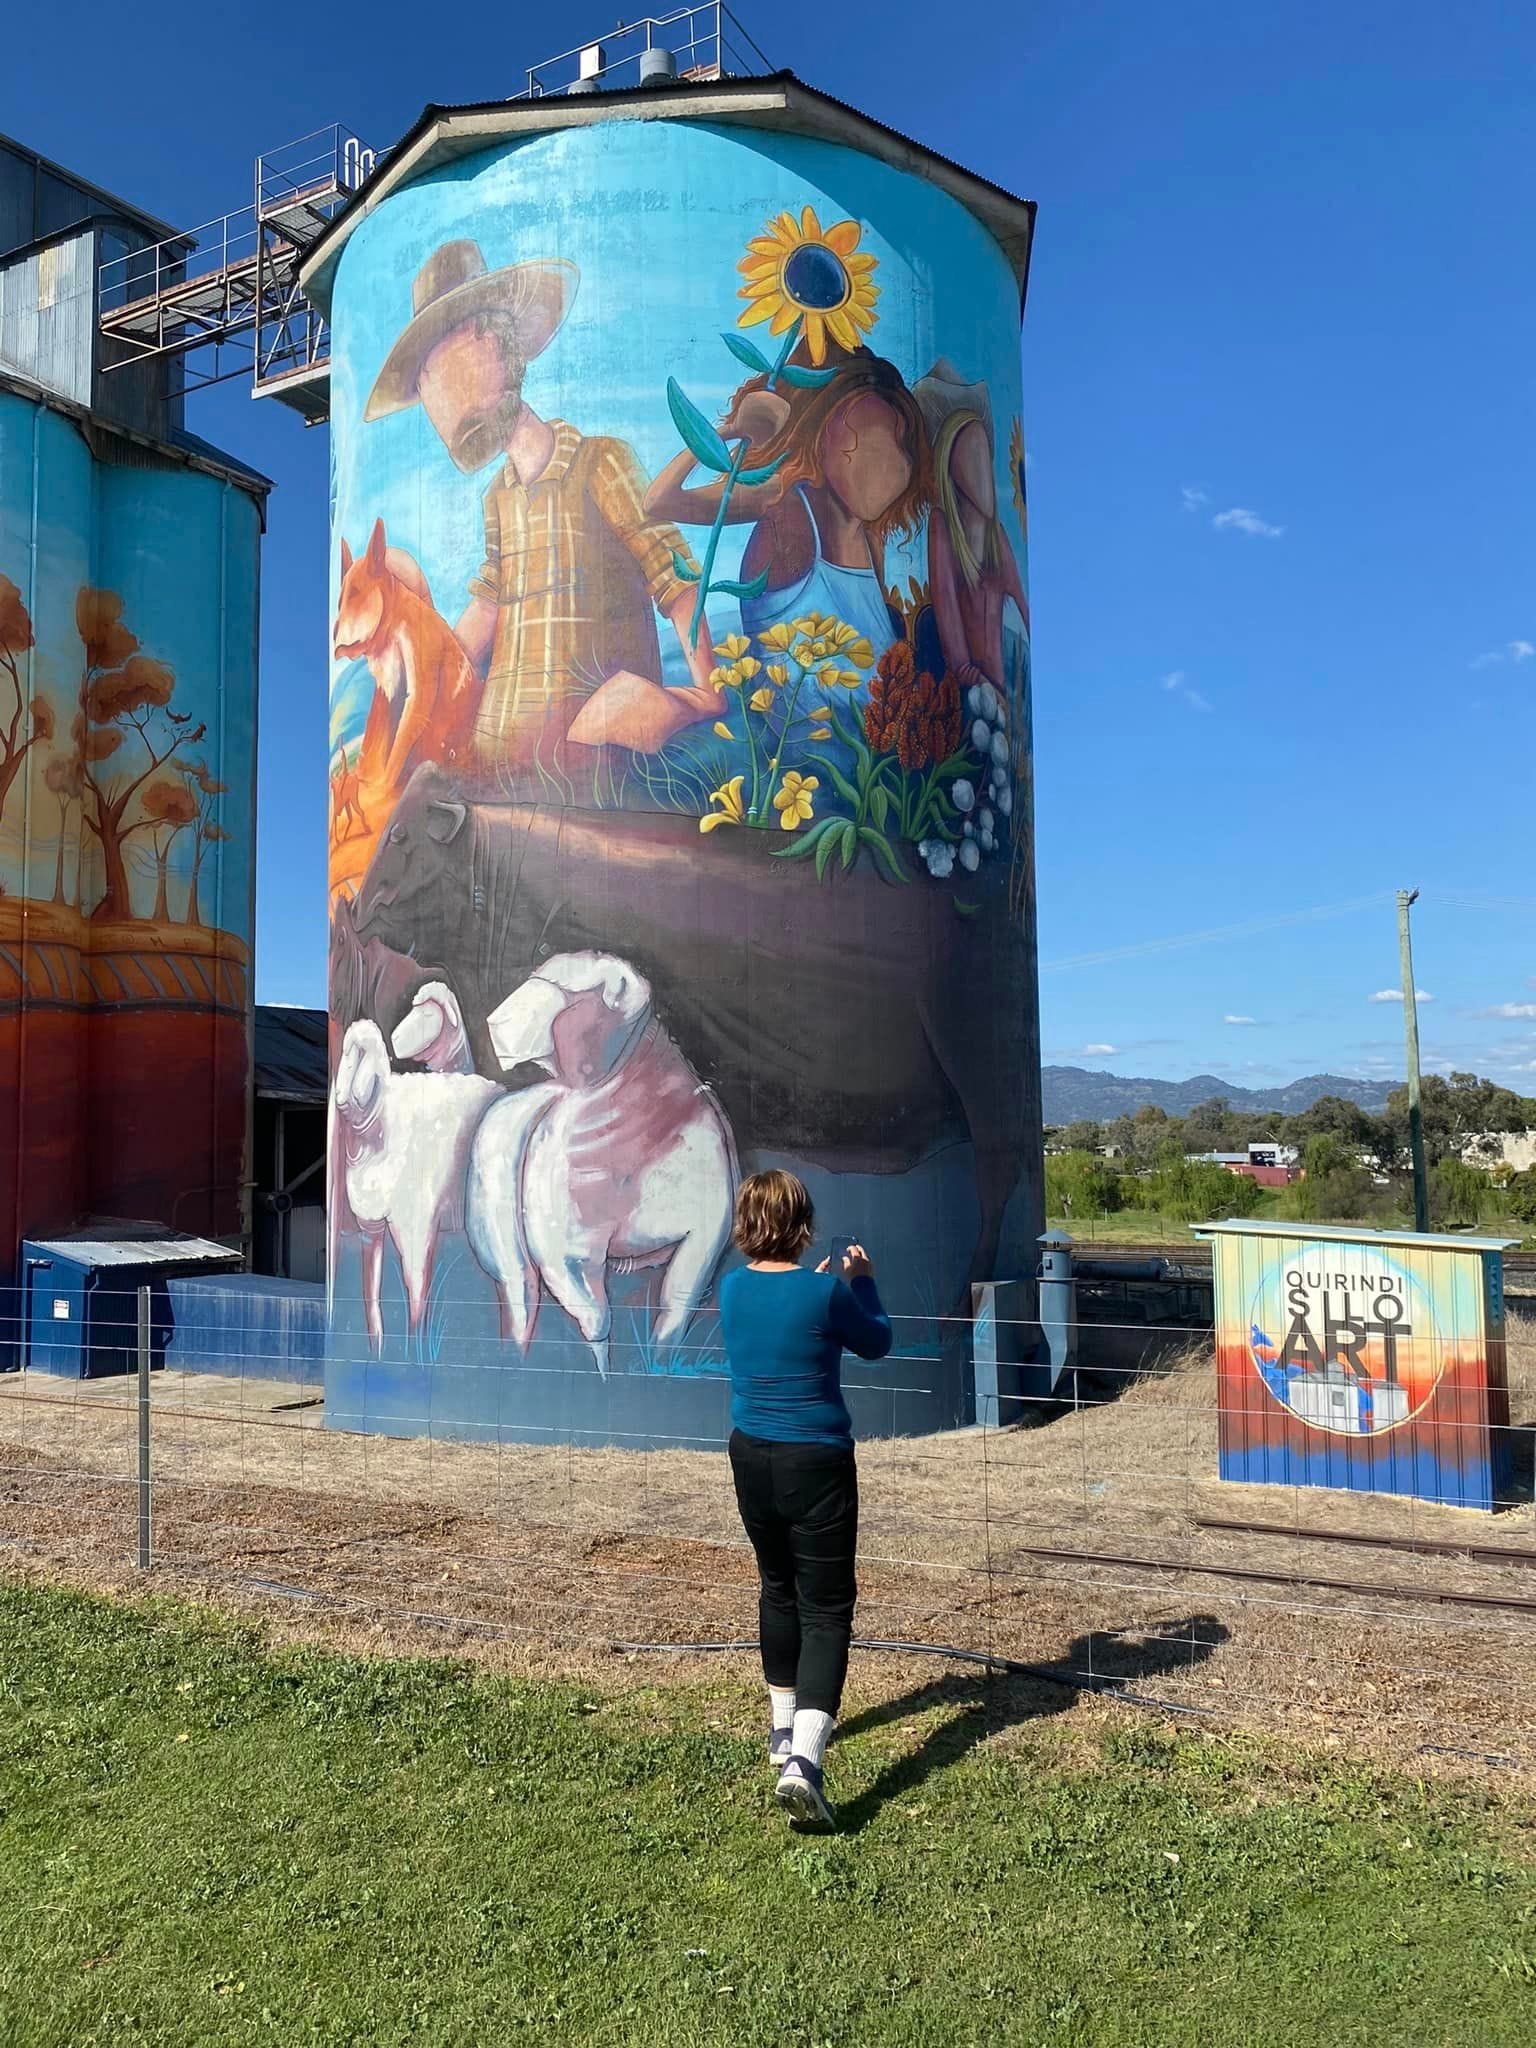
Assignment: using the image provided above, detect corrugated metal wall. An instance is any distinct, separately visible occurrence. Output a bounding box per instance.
[0,228,93,406]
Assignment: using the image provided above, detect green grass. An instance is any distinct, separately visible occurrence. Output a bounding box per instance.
[3,1586,1536,2046]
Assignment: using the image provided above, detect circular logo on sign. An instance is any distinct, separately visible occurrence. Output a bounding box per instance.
[1246,1243,1444,1437]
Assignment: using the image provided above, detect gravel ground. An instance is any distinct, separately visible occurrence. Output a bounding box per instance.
[2,1328,1534,1776]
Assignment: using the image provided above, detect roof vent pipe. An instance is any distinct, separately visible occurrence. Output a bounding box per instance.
[639,46,678,85]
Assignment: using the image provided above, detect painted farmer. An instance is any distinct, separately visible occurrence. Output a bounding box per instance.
[364,240,723,785]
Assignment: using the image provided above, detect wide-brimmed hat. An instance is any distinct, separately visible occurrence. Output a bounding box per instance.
[363,241,577,421]
[913,357,994,446]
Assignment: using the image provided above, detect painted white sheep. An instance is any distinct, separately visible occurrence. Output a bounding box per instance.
[467,950,738,1376]
[330,1019,500,1348]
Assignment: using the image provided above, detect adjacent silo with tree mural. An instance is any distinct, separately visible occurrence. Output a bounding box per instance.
[0,387,261,1266]
[303,74,1042,1445]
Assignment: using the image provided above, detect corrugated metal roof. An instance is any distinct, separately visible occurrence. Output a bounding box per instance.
[255,1005,328,1104]
[27,1235,240,1267]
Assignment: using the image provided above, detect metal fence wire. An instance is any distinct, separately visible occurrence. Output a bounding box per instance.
[3,1284,1536,1776]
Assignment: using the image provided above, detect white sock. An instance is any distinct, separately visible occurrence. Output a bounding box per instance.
[791,1708,835,1769]
[769,1686,797,1732]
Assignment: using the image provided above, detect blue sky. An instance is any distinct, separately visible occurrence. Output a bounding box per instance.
[7,0,1532,1085]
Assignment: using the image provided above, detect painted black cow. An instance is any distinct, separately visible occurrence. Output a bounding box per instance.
[348,769,1040,1286]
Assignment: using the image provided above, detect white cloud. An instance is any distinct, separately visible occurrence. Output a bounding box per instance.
[1368,988,1434,1003]
[1479,1002,1536,1019]
[1470,639,1535,670]
[1082,1043,1118,1056]
[1160,670,1211,712]
[1223,1014,1259,1026]
[1181,486,1209,513]
[1213,506,1285,539]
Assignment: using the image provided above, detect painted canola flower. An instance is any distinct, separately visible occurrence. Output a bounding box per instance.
[699,775,747,833]
[772,770,818,830]
[737,209,881,367]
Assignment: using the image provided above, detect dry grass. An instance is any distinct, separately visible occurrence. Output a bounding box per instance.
[2,1316,1535,1779]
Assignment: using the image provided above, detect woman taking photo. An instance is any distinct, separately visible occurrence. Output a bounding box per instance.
[719,1170,893,1831]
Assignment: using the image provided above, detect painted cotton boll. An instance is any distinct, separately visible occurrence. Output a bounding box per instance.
[989,730,1009,766]
[958,839,981,873]
[952,779,976,814]
[971,718,992,753]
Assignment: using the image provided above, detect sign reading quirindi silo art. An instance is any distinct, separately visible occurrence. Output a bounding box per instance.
[306,83,1042,1445]
[1197,1220,1515,1511]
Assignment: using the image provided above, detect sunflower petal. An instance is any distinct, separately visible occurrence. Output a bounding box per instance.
[712,722,734,740]
[769,301,798,336]
[738,298,777,328]
[800,204,820,237]
[826,309,859,353]
[823,219,861,256]
[846,251,878,275]
[803,315,827,365]
[775,211,798,239]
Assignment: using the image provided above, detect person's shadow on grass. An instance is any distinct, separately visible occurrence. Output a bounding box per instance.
[830,1613,1229,1835]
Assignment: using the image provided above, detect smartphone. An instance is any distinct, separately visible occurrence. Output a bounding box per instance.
[829,1236,856,1276]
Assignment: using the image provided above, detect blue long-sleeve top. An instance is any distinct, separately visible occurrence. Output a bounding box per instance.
[718,1266,894,1448]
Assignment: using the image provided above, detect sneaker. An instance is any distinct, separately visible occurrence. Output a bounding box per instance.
[770,1724,794,1771]
[775,1755,835,1831]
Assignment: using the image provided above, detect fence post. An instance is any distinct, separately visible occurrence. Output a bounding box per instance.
[136,1284,152,1569]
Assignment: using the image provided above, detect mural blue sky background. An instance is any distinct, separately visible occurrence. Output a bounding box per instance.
[6,0,1531,1084]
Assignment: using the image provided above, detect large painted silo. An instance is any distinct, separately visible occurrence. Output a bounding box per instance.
[303,75,1041,1447]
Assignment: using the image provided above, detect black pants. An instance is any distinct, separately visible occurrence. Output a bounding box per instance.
[729,1429,859,1717]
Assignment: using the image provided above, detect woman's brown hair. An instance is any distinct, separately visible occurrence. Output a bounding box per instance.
[733,1169,816,1262]
[732,347,932,547]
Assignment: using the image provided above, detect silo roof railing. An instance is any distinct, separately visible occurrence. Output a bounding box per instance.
[516,5,773,98]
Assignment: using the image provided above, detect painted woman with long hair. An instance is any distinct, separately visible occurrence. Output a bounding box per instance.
[644,347,931,665]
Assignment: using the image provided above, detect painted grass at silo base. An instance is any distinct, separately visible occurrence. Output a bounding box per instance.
[1,1582,1534,2048]
[3,1315,1536,1772]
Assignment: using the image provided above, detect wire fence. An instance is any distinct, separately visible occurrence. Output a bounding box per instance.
[3,1288,1536,1775]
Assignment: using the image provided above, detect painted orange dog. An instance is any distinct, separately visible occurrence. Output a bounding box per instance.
[330,518,481,898]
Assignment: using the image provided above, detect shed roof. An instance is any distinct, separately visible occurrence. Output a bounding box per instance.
[255,1005,328,1105]
[300,71,1036,312]
[26,1235,239,1268]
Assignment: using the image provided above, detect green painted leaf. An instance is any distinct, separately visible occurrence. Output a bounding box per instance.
[815,822,838,883]
[779,364,838,389]
[858,826,908,884]
[666,377,732,474]
[735,453,788,487]
[671,549,701,583]
[869,784,890,831]
[709,569,771,600]
[821,760,861,808]
[954,899,982,919]
[839,819,858,870]
[772,816,841,861]
[722,332,772,374]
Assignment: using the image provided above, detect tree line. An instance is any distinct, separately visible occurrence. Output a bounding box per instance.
[1046,1072,1536,1231]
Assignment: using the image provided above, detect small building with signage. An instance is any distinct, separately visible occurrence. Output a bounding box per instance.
[1194,1218,1516,1512]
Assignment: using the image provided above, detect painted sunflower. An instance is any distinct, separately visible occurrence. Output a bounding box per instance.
[738,207,880,365]
[1009,416,1028,537]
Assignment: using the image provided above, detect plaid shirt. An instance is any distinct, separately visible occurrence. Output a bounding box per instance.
[468,421,696,762]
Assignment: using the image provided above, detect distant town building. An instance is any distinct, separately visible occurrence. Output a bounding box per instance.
[1193,1143,1301,1188]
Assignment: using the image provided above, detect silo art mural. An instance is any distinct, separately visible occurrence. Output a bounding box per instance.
[323,116,1040,1442]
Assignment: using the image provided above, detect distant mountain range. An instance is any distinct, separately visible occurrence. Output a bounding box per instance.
[1042,1067,1398,1123]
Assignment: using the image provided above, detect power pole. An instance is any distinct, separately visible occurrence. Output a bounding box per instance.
[1398,888,1429,1231]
